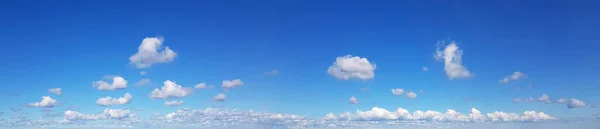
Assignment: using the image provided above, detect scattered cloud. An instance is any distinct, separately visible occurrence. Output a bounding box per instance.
[214,93,226,101]
[391,88,404,96]
[567,99,586,109]
[499,71,526,84]
[96,93,132,106]
[264,70,279,76]
[140,71,147,75]
[422,66,428,71]
[135,78,151,86]
[164,100,184,106]
[92,76,127,90]
[538,94,551,104]
[405,92,417,99]
[434,41,473,79]
[48,88,62,95]
[327,55,376,80]
[150,80,193,99]
[513,98,522,103]
[222,79,243,89]
[194,82,209,89]
[28,96,57,107]
[129,37,177,69]
[349,96,359,104]
[64,108,135,120]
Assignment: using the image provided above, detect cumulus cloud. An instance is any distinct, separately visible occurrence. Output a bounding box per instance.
[327,55,376,80]
[538,94,551,104]
[28,96,57,107]
[264,70,279,76]
[328,107,555,122]
[349,96,359,104]
[129,37,177,69]
[140,71,147,75]
[150,80,192,99]
[434,41,473,79]
[164,100,184,106]
[513,98,522,103]
[92,76,127,90]
[405,92,417,99]
[135,78,151,86]
[214,93,226,101]
[391,89,404,96]
[499,71,526,84]
[48,88,62,95]
[96,93,132,106]
[422,66,428,71]
[222,79,243,89]
[64,108,135,120]
[567,99,586,109]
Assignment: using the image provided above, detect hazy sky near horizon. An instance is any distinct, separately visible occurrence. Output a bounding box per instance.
[0,0,599,128]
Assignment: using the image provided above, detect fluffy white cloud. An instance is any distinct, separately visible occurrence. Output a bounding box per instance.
[222,79,243,89]
[164,100,184,106]
[405,92,417,99]
[422,66,428,71]
[567,99,586,109]
[538,94,551,104]
[64,108,135,120]
[28,96,57,107]
[129,37,177,69]
[513,98,522,103]
[434,42,473,79]
[140,71,147,75]
[327,55,376,80]
[92,76,127,90]
[48,88,62,95]
[557,98,569,104]
[96,93,132,106]
[349,96,359,104]
[135,78,151,86]
[214,93,226,101]
[391,88,404,96]
[330,107,555,122]
[150,80,193,99]
[194,83,207,89]
[499,71,526,84]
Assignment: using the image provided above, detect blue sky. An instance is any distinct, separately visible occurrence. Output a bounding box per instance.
[1,0,599,128]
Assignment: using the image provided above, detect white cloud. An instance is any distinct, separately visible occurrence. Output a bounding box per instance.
[422,66,428,71]
[391,88,404,96]
[525,97,534,102]
[150,80,193,99]
[64,108,135,120]
[214,93,226,101]
[222,79,243,89]
[164,100,184,106]
[330,107,555,122]
[405,92,417,99]
[327,55,376,80]
[538,94,551,104]
[96,93,132,106]
[349,96,359,104]
[434,41,473,79]
[135,78,151,86]
[48,88,62,95]
[499,71,526,84]
[140,71,147,75]
[513,98,522,103]
[129,37,177,69]
[567,99,586,109]
[92,76,127,90]
[557,98,569,104]
[264,70,279,75]
[194,83,208,89]
[28,96,57,107]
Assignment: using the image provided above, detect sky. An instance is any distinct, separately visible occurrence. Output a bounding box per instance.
[0,0,599,128]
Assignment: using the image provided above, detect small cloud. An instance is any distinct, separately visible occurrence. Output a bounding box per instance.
[96,93,132,106]
[567,99,586,109]
[525,97,534,102]
[391,88,404,96]
[92,76,127,90]
[28,96,57,107]
[214,93,226,101]
[140,71,147,75]
[538,94,551,104]
[264,70,279,76]
[513,98,522,103]
[194,83,208,89]
[328,55,376,80]
[135,78,151,86]
[222,79,243,89]
[349,96,359,104]
[405,92,417,99]
[557,98,569,104]
[422,66,428,71]
[48,88,62,95]
[164,100,184,106]
[10,108,21,112]
[499,71,526,84]
[360,87,370,91]
[150,80,193,99]
[129,37,177,69]
[434,41,473,80]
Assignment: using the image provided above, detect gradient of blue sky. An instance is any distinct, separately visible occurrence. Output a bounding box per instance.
[0,0,599,123]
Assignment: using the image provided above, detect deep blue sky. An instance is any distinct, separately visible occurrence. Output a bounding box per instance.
[0,0,599,120]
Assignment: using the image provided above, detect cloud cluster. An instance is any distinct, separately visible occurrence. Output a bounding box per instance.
[164,100,184,106]
[96,93,132,106]
[28,96,57,107]
[434,42,473,79]
[349,96,359,104]
[129,37,177,69]
[499,71,526,84]
[48,88,62,95]
[326,107,555,122]
[222,79,243,89]
[64,108,135,120]
[150,80,192,99]
[92,76,127,90]
[328,55,376,80]
[515,95,587,109]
